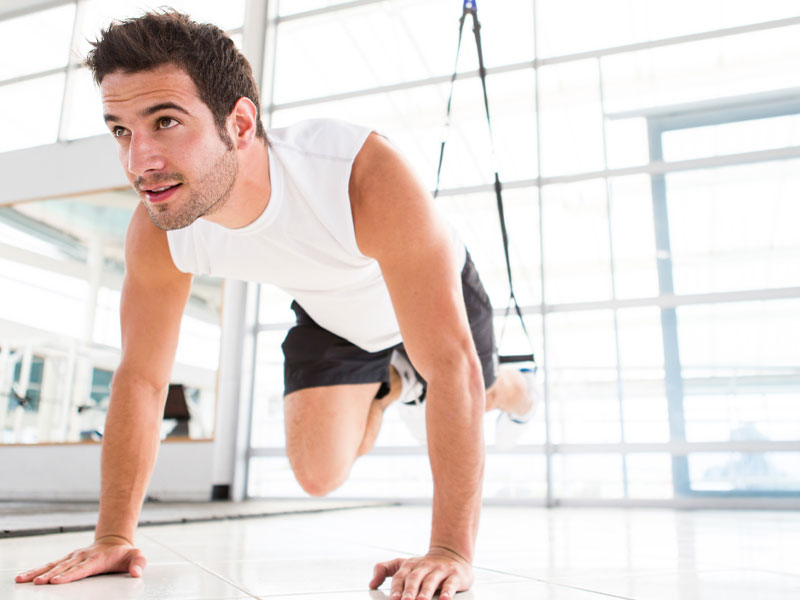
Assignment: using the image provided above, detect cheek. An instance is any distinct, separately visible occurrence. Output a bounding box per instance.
[118,144,132,175]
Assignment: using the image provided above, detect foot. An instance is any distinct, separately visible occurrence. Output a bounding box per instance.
[495,367,539,451]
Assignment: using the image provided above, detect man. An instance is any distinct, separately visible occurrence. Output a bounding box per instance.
[14,11,536,600]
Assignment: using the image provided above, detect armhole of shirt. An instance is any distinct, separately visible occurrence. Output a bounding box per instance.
[341,125,381,259]
[165,229,195,274]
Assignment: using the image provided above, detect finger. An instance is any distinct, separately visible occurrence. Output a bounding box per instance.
[390,566,410,600]
[33,556,84,585]
[128,551,147,577]
[369,558,404,589]
[415,569,446,600]
[439,575,460,600]
[400,569,428,600]
[15,554,77,584]
[15,561,59,583]
[50,558,95,585]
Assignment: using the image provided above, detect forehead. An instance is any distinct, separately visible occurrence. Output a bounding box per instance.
[100,64,202,113]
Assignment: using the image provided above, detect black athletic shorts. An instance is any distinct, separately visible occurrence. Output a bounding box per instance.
[281,251,498,397]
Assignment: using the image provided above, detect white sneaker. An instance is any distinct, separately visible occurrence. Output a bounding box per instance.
[495,367,539,451]
[390,350,428,446]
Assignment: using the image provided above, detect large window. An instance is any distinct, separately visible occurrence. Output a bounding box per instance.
[0,0,246,153]
[247,0,800,504]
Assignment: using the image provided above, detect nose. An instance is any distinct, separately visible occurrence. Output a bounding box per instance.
[126,133,166,176]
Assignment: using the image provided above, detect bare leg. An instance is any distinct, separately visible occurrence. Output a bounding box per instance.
[359,366,534,458]
[356,366,401,457]
[284,381,381,496]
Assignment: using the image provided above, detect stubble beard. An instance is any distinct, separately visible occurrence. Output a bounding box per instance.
[144,146,239,231]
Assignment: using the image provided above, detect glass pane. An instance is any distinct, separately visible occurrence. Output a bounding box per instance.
[607,175,659,299]
[688,452,800,492]
[437,188,540,310]
[626,453,674,499]
[279,0,365,17]
[483,454,548,500]
[546,310,621,444]
[270,68,538,190]
[258,285,296,326]
[79,0,246,57]
[250,330,290,448]
[663,113,800,162]
[542,180,612,305]
[553,454,624,499]
[0,256,88,339]
[604,117,649,169]
[617,307,669,443]
[602,25,800,114]
[0,73,65,153]
[537,0,800,58]
[0,3,75,81]
[0,195,221,444]
[538,60,605,177]
[63,67,107,140]
[272,0,532,104]
[665,160,800,294]
[679,299,800,444]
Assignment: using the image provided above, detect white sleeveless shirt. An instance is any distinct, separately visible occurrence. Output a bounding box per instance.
[166,118,465,352]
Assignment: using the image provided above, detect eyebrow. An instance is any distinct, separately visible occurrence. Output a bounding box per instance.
[104,101,192,124]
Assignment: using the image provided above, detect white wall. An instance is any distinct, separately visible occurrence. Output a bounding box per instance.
[0,440,215,501]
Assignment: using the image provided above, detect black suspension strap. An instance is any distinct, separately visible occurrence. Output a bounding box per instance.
[434,0,535,365]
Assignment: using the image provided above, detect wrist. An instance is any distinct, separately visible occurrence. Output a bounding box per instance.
[95,533,133,545]
[429,545,471,565]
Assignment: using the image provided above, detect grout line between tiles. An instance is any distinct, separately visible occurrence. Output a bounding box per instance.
[252,588,386,598]
[450,566,639,600]
[139,531,263,600]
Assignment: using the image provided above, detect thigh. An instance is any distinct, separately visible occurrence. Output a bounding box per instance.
[283,382,381,479]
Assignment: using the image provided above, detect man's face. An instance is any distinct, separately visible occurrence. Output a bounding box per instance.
[101,64,238,230]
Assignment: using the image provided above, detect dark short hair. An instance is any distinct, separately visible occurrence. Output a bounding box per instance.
[85,9,267,143]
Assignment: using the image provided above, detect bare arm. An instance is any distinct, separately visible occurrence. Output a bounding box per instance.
[16,203,192,585]
[95,203,193,542]
[353,133,485,600]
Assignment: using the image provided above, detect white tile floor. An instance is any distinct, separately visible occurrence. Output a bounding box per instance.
[3,504,800,599]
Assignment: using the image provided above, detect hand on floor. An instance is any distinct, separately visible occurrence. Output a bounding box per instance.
[369,547,473,600]
[14,535,146,585]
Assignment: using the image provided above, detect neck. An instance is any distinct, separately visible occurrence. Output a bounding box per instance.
[202,139,271,229]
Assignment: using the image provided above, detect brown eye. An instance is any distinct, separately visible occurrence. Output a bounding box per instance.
[158,117,178,129]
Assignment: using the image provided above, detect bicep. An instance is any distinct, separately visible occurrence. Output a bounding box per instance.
[116,204,193,391]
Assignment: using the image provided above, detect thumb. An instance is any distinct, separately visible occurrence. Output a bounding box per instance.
[127,551,147,578]
[369,558,403,589]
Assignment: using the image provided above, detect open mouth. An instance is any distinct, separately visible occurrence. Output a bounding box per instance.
[145,183,182,203]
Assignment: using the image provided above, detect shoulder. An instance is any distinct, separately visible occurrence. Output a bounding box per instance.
[350,133,448,261]
[350,131,423,212]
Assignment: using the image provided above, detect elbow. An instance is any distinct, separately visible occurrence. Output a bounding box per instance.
[110,368,169,403]
[425,343,485,412]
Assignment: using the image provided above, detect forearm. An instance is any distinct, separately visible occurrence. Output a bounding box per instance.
[95,375,166,543]
[425,365,486,563]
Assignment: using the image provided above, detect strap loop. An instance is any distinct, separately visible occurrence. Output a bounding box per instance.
[434,1,535,364]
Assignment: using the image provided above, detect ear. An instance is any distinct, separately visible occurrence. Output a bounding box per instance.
[229,97,260,149]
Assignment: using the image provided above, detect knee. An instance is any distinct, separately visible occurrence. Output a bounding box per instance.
[287,448,351,497]
[292,464,348,497]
